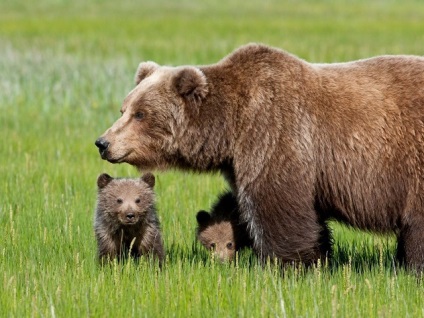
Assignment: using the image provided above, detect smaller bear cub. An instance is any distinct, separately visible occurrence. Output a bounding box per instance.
[196,192,252,262]
[94,172,165,264]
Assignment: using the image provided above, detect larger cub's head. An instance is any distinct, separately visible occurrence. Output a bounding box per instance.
[96,172,155,226]
[95,62,208,170]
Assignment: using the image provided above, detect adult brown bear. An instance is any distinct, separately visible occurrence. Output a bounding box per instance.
[95,44,424,270]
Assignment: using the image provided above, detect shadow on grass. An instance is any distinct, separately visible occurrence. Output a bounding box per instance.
[330,239,399,274]
[164,236,413,277]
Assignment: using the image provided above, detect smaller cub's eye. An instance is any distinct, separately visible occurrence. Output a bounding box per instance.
[117,198,123,204]
[134,112,144,120]
[210,243,216,250]
[135,198,141,204]
[226,242,234,249]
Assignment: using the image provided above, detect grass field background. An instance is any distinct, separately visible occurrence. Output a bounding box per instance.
[1,0,424,317]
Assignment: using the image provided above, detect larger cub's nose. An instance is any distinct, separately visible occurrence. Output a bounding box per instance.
[126,213,135,221]
[95,138,109,152]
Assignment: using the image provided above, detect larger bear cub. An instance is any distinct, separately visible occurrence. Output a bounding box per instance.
[94,172,165,264]
[96,44,424,270]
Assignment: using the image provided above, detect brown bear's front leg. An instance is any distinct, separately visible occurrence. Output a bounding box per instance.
[238,184,330,265]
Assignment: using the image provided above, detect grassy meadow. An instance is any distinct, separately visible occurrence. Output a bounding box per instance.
[1,0,424,316]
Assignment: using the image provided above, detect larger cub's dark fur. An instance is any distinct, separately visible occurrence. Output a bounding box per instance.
[94,173,164,264]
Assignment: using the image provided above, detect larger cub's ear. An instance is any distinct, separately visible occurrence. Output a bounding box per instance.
[141,172,155,189]
[173,67,208,103]
[97,173,113,189]
[196,210,211,226]
[135,61,159,85]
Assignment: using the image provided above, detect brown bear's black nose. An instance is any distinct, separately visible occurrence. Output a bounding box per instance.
[126,213,135,221]
[95,138,109,152]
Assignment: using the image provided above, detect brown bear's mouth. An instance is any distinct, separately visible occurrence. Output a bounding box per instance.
[107,156,122,164]
[102,151,131,164]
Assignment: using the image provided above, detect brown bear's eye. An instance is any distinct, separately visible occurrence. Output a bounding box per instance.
[226,242,234,250]
[117,198,123,204]
[135,198,141,204]
[210,243,216,250]
[134,112,144,121]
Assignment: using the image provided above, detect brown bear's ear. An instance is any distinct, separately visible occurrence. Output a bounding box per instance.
[97,173,113,189]
[196,210,211,226]
[141,172,155,189]
[135,61,159,85]
[173,67,208,104]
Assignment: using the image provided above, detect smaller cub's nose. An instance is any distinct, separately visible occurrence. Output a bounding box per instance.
[95,138,109,152]
[126,213,135,221]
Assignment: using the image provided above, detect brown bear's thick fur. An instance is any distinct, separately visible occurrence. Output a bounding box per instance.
[94,172,165,264]
[96,43,424,270]
[196,192,253,262]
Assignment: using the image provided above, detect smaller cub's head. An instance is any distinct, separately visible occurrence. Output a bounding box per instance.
[196,211,237,262]
[96,172,155,226]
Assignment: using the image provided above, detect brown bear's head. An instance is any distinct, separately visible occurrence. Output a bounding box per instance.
[95,62,210,171]
[196,210,237,262]
[96,172,155,226]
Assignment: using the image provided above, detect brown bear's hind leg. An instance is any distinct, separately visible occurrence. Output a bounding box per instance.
[397,214,424,272]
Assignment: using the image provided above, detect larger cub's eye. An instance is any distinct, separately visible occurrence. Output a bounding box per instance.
[135,198,141,204]
[117,198,123,204]
[226,242,234,250]
[134,112,144,121]
[210,243,216,250]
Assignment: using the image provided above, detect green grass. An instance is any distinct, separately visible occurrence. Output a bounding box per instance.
[1,0,424,317]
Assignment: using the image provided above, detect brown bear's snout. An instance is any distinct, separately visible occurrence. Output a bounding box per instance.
[95,138,110,158]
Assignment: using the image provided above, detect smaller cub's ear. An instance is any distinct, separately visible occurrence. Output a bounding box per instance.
[173,67,208,103]
[196,210,211,226]
[141,172,155,189]
[135,61,159,85]
[97,173,113,189]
